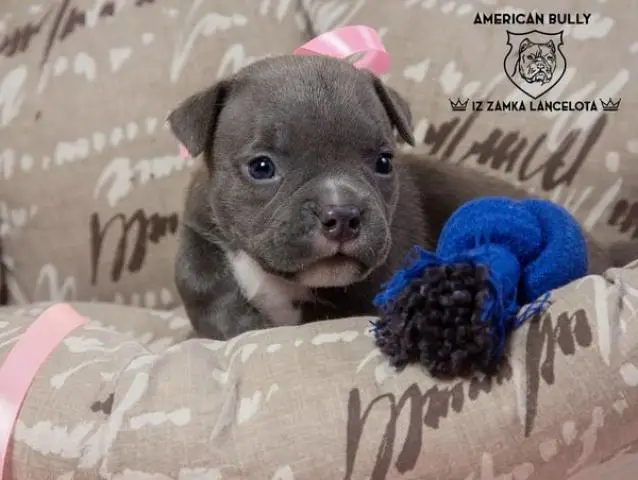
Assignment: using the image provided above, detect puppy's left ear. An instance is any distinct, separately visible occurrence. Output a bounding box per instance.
[371,76,415,146]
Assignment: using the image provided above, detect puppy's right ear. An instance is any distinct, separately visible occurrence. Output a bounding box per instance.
[166,81,230,158]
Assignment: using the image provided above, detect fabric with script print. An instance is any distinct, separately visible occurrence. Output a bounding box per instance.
[1,261,638,479]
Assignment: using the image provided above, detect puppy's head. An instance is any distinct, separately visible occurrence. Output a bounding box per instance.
[168,55,414,288]
[518,38,556,84]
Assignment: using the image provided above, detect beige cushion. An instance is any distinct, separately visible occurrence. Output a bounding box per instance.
[1,263,638,479]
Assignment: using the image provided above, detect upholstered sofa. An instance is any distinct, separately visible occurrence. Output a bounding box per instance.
[1,0,637,478]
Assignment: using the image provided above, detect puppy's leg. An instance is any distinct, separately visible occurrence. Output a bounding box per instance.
[175,226,271,340]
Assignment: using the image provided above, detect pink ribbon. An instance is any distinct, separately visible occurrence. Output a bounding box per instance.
[178,24,389,160]
[0,304,87,479]
[293,24,390,76]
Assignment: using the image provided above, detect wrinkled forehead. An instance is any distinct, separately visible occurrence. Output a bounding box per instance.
[219,62,393,149]
[241,61,382,112]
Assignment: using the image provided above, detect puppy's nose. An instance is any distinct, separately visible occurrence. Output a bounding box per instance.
[318,204,361,243]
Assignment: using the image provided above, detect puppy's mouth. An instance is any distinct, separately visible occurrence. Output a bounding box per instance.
[294,252,366,288]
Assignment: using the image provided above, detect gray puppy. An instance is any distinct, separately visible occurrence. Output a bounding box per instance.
[167,55,615,340]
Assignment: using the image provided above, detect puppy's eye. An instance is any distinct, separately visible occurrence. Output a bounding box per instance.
[375,152,394,176]
[247,156,277,181]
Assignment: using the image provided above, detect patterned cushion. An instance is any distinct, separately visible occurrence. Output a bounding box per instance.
[1,263,638,479]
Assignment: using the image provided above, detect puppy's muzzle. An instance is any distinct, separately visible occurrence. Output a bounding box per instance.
[290,175,390,287]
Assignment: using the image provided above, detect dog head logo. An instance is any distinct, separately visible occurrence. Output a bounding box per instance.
[504,30,566,99]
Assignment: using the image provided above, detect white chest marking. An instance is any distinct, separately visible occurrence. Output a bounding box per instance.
[227,250,310,327]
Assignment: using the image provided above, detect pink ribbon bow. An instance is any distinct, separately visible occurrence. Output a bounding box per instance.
[293,24,390,76]
[178,24,389,160]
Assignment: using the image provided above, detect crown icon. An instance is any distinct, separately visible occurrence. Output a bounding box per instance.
[449,98,469,112]
[600,97,621,112]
